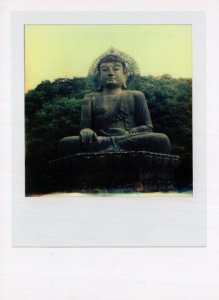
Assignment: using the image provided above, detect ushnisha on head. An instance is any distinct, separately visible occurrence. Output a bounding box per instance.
[97,54,127,90]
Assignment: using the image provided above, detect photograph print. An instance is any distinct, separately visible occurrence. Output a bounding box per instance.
[25,24,192,196]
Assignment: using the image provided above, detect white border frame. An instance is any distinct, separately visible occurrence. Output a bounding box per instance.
[12,12,206,246]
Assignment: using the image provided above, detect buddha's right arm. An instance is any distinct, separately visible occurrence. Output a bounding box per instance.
[80,93,95,129]
[79,95,98,143]
[80,95,93,130]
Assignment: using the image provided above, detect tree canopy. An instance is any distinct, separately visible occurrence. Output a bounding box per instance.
[25,75,192,195]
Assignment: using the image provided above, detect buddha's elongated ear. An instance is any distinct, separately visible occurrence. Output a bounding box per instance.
[122,72,128,89]
[97,84,103,91]
[97,74,103,91]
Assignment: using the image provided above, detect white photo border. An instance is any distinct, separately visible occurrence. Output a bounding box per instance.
[12,11,206,246]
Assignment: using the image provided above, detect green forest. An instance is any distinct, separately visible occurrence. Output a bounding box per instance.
[25,74,192,195]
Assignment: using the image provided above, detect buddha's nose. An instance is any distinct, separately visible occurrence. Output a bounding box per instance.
[108,68,114,76]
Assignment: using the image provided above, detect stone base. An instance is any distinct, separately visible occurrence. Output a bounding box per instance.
[50,151,180,193]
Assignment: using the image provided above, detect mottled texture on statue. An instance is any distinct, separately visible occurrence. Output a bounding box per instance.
[59,52,171,155]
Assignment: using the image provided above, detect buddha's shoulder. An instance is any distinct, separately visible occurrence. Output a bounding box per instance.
[83,92,99,103]
[125,90,145,98]
[84,92,99,99]
[83,90,145,100]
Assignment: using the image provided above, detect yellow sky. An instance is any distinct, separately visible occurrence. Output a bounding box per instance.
[25,25,192,92]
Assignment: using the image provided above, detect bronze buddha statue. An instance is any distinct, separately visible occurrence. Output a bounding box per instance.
[59,54,171,155]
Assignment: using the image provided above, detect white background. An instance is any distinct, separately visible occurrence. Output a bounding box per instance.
[0,0,219,299]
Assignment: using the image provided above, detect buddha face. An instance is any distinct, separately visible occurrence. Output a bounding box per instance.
[99,61,127,89]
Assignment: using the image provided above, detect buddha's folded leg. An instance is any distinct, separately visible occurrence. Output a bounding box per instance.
[59,133,171,155]
[59,136,117,155]
[59,136,82,155]
[115,132,171,154]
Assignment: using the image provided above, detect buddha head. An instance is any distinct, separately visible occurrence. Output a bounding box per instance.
[97,54,127,90]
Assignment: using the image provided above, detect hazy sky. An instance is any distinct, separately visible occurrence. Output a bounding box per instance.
[25,24,192,92]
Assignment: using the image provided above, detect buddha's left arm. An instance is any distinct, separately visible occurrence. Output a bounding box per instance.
[128,91,153,134]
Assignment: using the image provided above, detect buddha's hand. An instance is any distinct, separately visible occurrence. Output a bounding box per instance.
[80,128,98,144]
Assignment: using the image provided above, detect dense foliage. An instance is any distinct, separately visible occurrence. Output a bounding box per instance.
[25,75,192,195]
